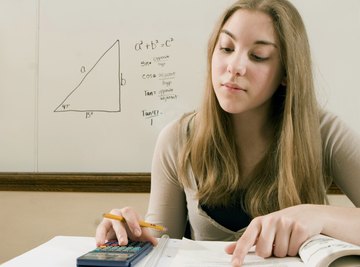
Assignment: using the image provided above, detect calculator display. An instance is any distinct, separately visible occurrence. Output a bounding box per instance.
[77,240,153,267]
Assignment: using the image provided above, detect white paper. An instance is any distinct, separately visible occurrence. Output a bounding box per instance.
[170,238,304,267]
[1,236,95,267]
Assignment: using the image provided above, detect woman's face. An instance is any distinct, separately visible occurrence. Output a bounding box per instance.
[211,9,285,115]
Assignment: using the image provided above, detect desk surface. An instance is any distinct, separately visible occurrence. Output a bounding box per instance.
[0,236,181,267]
[1,236,357,267]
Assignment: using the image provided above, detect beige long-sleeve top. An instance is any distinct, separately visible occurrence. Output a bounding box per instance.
[145,111,360,240]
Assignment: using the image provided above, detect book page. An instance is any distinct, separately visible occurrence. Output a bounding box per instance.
[170,238,304,267]
[299,234,360,267]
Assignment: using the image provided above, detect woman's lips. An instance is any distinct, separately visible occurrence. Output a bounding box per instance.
[222,82,246,92]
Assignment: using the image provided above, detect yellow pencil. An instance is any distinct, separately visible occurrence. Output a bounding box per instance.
[103,213,167,232]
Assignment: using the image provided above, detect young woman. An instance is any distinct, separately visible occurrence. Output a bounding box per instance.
[96,0,360,265]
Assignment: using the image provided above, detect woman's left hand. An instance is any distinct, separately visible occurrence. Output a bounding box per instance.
[225,204,324,267]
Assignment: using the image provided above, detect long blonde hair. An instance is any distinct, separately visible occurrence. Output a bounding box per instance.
[178,0,330,217]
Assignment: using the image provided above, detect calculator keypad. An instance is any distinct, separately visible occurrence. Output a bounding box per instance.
[77,239,153,267]
[95,241,146,255]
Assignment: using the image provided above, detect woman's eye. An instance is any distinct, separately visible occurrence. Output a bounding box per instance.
[220,47,234,53]
[251,54,268,62]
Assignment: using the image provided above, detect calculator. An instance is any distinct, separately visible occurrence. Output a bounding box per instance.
[76,240,153,267]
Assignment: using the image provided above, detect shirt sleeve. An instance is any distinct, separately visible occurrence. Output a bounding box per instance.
[145,119,188,238]
[321,111,360,207]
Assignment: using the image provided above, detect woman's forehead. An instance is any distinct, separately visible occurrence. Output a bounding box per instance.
[221,9,278,46]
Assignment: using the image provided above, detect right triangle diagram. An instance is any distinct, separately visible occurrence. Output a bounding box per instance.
[54,40,121,113]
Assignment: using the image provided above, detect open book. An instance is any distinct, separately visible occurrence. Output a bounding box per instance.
[170,234,360,267]
[299,234,360,266]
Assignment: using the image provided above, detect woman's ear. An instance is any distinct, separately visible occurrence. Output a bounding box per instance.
[281,75,287,86]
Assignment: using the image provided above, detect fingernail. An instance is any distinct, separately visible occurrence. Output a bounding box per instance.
[232,258,240,267]
[135,229,141,236]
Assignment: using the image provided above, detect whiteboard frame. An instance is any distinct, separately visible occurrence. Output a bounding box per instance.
[0,173,342,194]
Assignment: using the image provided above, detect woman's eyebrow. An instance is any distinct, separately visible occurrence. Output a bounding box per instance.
[220,29,278,48]
[254,40,278,48]
[220,29,237,40]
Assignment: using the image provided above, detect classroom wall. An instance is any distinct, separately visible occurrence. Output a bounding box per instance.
[0,191,149,264]
[1,0,360,264]
[1,0,360,173]
[0,191,355,264]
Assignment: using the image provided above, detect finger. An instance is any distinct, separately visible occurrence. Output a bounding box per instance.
[121,207,143,238]
[95,220,114,246]
[102,209,129,245]
[255,217,276,258]
[104,228,116,243]
[104,208,157,246]
[231,219,261,266]
[273,221,292,258]
[288,223,309,256]
[225,242,236,254]
[111,218,129,245]
[140,228,159,246]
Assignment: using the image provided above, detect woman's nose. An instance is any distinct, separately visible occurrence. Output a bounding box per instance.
[227,56,246,76]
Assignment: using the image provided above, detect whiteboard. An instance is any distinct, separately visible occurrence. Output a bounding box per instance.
[1,0,359,172]
[0,0,37,171]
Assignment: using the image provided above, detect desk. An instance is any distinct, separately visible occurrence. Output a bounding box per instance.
[0,236,180,267]
[1,236,357,267]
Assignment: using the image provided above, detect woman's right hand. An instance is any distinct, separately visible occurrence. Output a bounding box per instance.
[95,207,158,247]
